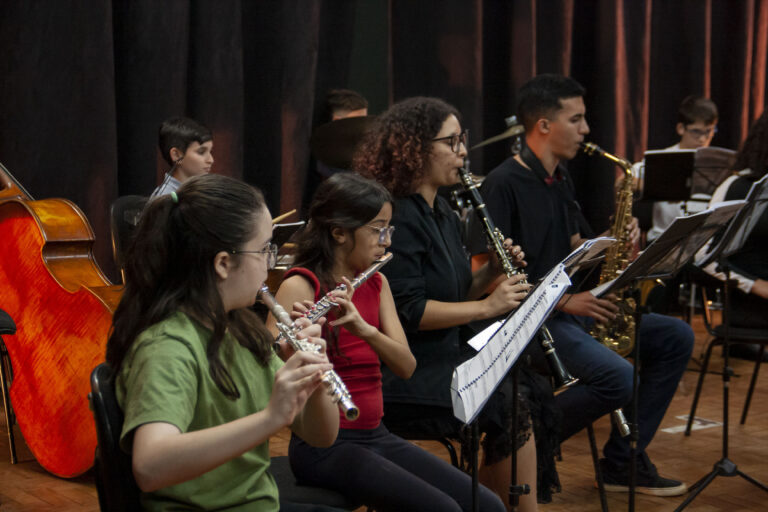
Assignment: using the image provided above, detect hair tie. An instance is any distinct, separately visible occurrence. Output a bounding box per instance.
[170,191,179,204]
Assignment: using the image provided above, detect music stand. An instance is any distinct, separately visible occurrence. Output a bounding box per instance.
[674,174,768,511]
[642,147,736,202]
[592,202,744,511]
[453,240,611,511]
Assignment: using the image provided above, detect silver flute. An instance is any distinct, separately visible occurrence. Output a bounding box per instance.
[257,253,393,421]
[302,253,393,323]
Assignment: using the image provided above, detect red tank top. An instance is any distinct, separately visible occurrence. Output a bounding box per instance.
[284,267,384,429]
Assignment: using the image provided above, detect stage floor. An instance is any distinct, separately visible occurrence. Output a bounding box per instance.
[1,315,766,511]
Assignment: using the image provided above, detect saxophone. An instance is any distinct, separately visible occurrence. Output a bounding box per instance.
[580,142,635,438]
[581,142,637,357]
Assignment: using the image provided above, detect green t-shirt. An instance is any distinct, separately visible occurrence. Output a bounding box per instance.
[116,312,283,511]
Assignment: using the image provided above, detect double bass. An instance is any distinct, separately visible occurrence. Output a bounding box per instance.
[0,161,121,477]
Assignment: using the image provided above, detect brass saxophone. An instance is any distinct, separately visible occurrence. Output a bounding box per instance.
[580,142,635,437]
[580,142,637,357]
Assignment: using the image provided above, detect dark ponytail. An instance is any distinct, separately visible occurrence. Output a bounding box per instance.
[106,174,273,399]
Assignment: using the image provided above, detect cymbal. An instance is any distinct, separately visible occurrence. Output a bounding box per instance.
[471,123,525,150]
[310,116,377,170]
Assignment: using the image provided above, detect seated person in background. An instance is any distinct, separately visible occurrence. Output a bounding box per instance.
[636,95,719,241]
[356,96,557,512]
[150,117,214,199]
[482,74,694,497]
[702,110,768,334]
[302,89,370,215]
[107,174,341,512]
[269,172,505,512]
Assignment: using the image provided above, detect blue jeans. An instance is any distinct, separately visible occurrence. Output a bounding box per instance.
[544,312,694,466]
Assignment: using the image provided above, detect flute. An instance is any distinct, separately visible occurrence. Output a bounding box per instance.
[258,253,393,421]
[259,286,359,421]
[301,253,393,324]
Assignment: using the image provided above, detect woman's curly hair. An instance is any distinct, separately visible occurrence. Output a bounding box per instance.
[734,110,768,179]
[353,97,459,197]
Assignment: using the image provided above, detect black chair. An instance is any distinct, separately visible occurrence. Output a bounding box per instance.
[88,363,358,511]
[270,455,360,510]
[89,363,142,512]
[0,308,17,464]
[109,195,148,283]
[685,283,768,435]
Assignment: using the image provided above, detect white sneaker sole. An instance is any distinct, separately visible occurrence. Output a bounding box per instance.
[599,482,688,497]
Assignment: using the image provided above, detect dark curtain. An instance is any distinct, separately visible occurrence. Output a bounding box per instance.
[1,0,767,281]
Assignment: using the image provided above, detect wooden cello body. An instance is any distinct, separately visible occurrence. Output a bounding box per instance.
[0,162,121,477]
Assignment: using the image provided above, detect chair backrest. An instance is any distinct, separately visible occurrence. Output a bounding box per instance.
[0,308,16,336]
[109,195,148,283]
[89,363,141,511]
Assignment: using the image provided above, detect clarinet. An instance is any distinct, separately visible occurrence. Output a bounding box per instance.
[259,287,360,421]
[457,159,579,392]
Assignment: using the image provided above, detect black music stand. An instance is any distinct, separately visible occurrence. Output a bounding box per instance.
[453,240,612,511]
[674,175,768,511]
[642,147,736,202]
[593,201,744,511]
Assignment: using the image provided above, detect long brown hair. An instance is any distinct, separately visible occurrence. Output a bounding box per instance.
[106,174,273,399]
[293,172,392,290]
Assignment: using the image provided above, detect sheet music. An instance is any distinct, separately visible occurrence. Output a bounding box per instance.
[562,237,616,271]
[451,264,571,424]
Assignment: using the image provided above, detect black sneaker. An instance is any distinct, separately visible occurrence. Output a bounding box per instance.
[597,456,688,497]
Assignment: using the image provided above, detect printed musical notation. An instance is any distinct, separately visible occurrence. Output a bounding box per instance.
[451,264,571,424]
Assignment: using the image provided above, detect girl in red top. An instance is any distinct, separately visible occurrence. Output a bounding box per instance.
[269,172,506,512]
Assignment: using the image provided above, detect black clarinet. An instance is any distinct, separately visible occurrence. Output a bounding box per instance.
[458,158,578,391]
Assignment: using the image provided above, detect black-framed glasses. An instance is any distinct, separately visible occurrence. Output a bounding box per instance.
[685,125,718,138]
[432,129,468,153]
[365,224,395,244]
[231,243,278,270]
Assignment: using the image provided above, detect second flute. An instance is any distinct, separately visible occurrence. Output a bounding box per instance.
[259,253,393,421]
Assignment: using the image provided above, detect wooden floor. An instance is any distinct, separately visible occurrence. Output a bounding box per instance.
[1,314,767,511]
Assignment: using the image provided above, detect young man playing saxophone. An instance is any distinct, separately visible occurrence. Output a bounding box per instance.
[480,74,694,496]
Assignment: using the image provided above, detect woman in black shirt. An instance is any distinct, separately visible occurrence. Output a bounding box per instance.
[355,97,558,511]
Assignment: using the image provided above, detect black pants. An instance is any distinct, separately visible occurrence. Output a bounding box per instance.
[279,503,346,512]
[289,423,505,512]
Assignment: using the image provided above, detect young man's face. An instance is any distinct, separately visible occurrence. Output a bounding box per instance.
[547,96,590,160]
[676,121,717,149]
[174,140,214,181]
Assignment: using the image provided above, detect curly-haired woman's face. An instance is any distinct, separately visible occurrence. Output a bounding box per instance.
[423,114,467,189]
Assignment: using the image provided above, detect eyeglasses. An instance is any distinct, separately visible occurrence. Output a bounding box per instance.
[365,224,395,244]
[432,130,468,154]
[685,125,718,138]
[231,243,278,270]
